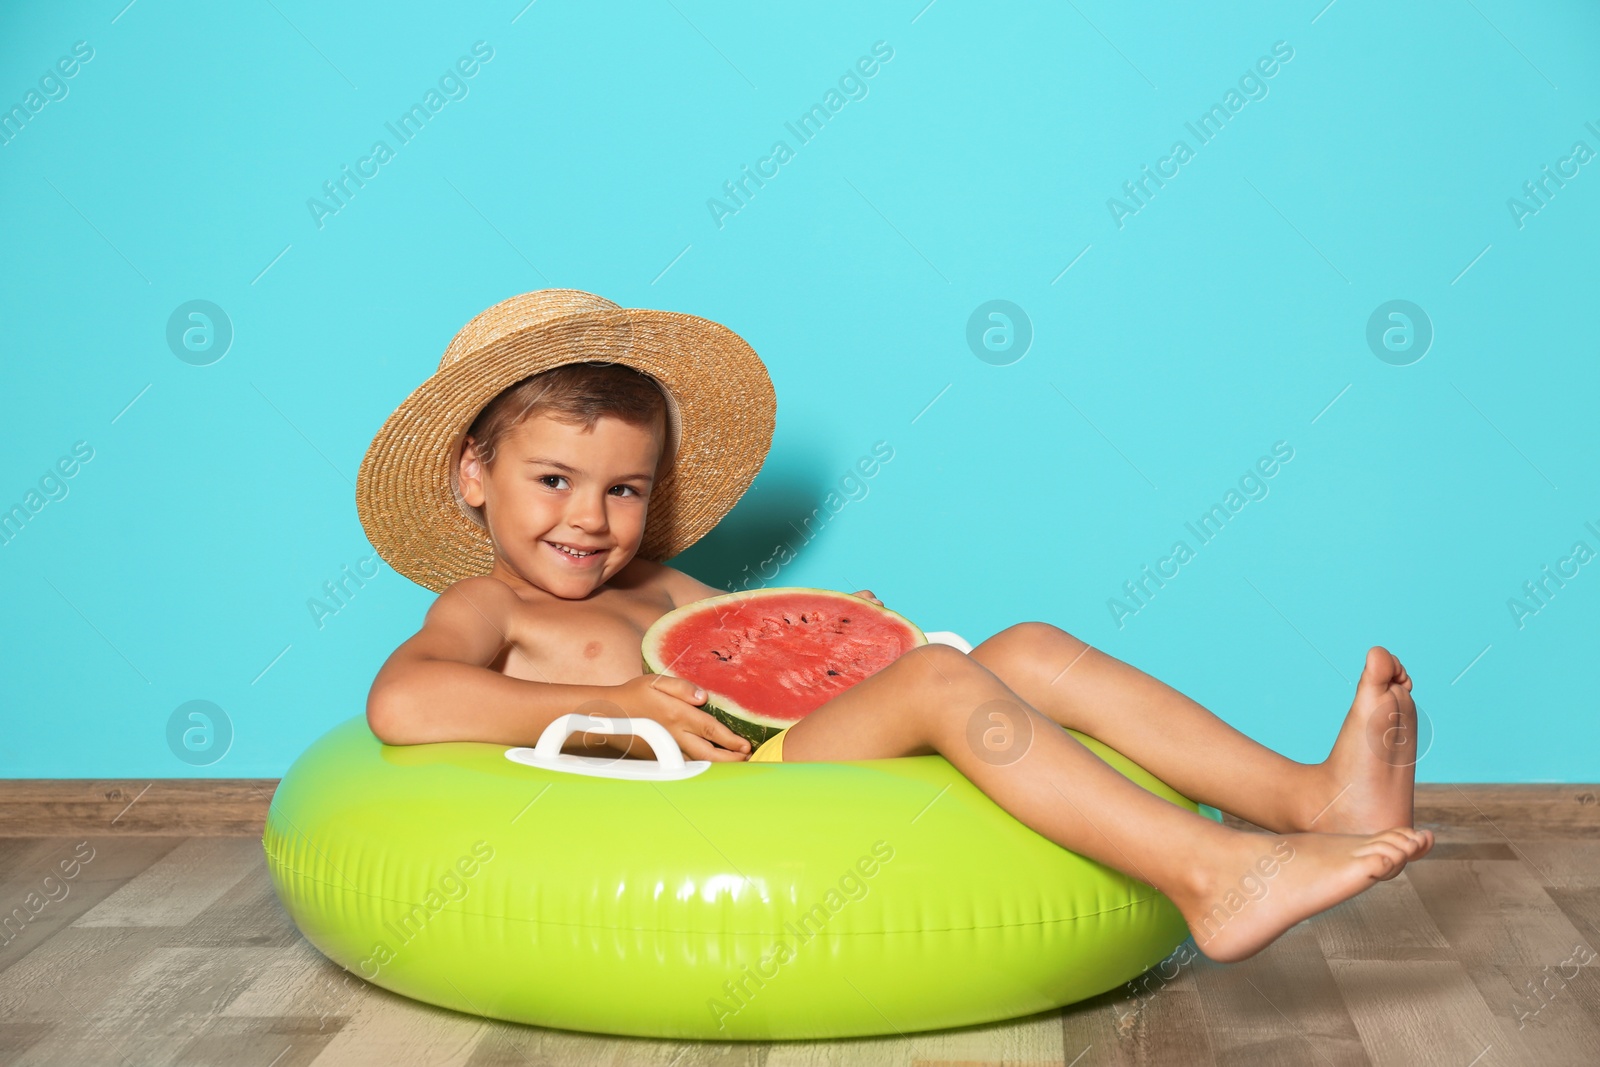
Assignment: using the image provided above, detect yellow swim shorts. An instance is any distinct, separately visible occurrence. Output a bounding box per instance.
[746,726,790,763]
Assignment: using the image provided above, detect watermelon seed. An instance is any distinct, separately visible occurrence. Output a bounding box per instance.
[826,670,839,676]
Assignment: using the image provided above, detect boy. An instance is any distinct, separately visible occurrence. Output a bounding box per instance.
[359,289,1432,965]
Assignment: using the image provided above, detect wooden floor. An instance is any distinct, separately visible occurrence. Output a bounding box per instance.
[0,784,1596,1066]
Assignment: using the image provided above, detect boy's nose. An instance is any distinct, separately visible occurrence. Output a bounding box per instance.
[567,494,609,532]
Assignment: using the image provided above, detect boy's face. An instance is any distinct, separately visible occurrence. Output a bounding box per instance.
[458,410,665,599]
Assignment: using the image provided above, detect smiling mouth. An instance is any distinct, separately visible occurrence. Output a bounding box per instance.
[546,541,603,559]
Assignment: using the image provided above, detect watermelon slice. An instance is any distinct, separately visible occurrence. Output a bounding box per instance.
[640,587,927,746]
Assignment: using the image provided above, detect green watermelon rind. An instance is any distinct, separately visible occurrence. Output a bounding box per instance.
[640,586,928,747]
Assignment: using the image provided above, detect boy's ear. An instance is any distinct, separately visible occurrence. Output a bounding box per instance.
[458,436,487,508]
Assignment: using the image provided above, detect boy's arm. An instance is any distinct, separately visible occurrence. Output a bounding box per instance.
[663,567,728,607]
[366,576,615,747]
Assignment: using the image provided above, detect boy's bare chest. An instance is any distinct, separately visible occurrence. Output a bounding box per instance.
[498,589,676,687]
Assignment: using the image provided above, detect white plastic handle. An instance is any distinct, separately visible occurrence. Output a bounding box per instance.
[534,713,685,770]
[507,713,712,781]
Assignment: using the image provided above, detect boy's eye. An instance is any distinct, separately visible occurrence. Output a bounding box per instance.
[536,475,643,498]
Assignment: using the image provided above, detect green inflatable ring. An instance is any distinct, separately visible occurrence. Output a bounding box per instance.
[264,714,1217,1040]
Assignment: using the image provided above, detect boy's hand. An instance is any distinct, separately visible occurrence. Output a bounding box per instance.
[612,675,753,762]
[851,589,884,608]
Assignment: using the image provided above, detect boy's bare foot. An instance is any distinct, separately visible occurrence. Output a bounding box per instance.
[1173,827,1435,963]
[1302,646,1419,834]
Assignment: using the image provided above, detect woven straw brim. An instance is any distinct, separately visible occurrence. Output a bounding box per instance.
[356,308,775,593]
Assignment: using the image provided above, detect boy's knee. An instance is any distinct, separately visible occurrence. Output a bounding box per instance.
[1000,621,1084,654]
[972,622,1085,679]
[899,642,995,698]
[905,641,974,671]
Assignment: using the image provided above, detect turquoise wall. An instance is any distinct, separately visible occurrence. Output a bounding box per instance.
[1,1,1594,780]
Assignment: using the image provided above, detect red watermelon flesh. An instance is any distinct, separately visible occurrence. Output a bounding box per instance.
[640,587,927,745]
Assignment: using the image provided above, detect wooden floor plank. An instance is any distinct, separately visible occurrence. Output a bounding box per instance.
[1513,842,1600,889]
[465,1022,766,1067]
[0,837,185,978]
[1058,960,1217,1066]
[1400,855,1600,1065]
[1544,888,1600,951]
[222,937,373,1027]
[1462,962,1600,1065]
[1560,949,1600,1036]
[1328,960,1502,1067]
[0,839,52,881]
[758,1002,1068,1067]
[1420,843,1519,862]
[1192,920,1367,1066]
[71,837,260,929]
[0,926,178,1023]
[172,1015,346,1067]
[158,857,299,949]
[1313,870,1453,963]
[0,1022,55,1063]
[305,988,490,1067]
[1407,860,1598,969]
[9,945,279,1067]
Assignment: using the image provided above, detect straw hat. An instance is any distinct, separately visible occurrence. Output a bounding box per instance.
[356,288,776,592]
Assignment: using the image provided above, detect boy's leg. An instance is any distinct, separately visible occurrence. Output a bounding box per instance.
[966,623,1418,836]
[780,643,1433,962]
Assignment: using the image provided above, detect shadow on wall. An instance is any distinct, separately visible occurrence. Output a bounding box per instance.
[669,471,842,594]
